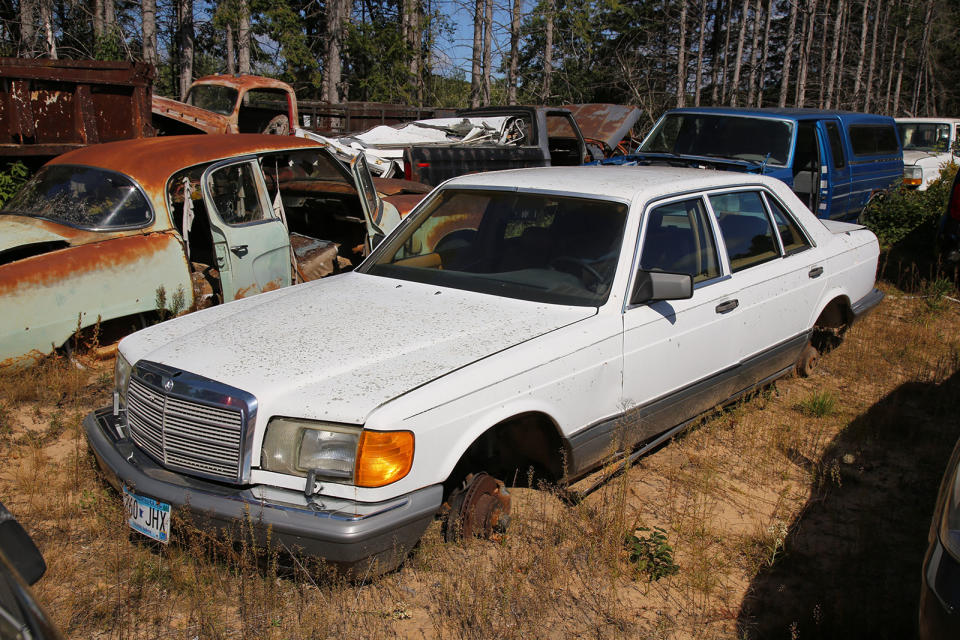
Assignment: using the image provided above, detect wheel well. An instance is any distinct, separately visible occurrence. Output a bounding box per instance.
[443,412,568,499]
[812,296,852,351]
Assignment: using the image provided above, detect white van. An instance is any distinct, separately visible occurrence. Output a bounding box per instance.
[895,117,960,190]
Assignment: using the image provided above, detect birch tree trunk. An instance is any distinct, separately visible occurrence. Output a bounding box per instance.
[676,0,688,106]
[729,0,750,106]
[20,0,36,56]
[543,0,554,101]
[746,0,762,107]
[835,1,848,108]
[142,0,157,66]
[482,0,492,105]
[470,0,483,107]
[40,0,56,59]
[853,0,870,102]
[238,0,250,75]
[825,0,844,108]
[778,0,798,107]
[694,0,707,106]
[817,0,831,108]
[508,0,521,104]
[178,0,194,100]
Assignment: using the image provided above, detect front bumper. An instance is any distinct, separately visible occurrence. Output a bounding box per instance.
[84,407,442,573]
[920,537,960,639]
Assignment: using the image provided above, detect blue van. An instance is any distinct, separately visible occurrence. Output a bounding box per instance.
[605,108,903,220]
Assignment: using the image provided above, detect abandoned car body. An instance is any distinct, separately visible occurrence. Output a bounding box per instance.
[0,134,400,366]
[84,166,882,573]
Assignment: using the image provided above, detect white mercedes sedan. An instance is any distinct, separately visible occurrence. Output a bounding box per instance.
[84,166,882,573]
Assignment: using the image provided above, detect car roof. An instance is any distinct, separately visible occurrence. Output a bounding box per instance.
[443,165,782,202]
[50,134,324,192]
[895,117,960,124]
[666,107,894,123]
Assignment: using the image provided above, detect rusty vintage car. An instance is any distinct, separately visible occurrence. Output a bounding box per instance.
[152,74,298,137]
[0,134,406,366]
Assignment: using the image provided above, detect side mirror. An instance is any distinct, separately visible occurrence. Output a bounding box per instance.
[630,270,693,305]
[0,503,46,585]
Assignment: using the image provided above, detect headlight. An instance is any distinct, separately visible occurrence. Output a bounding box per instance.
[261,418,413,487]
[940,461,960,559]
[904,166,923,185]
[113,352,132,415]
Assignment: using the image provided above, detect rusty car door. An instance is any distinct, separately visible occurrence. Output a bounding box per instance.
[350,153,402,253]
[201,157,292,301]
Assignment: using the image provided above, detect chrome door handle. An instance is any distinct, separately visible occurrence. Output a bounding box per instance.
[715,299,739,314]
[230,245,249,258]
[809,266,824,278]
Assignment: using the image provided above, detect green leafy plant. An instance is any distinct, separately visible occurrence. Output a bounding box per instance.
[798,390,836,418]
[862,163,959,247]
[624,525,680,582]
[0,161,29,207]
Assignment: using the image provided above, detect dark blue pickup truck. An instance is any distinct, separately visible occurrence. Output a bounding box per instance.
[604,108,903,220]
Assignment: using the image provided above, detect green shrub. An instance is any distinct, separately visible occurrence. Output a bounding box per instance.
[625,525,680,581]
[862,163,958,247]
[0,161,29,207]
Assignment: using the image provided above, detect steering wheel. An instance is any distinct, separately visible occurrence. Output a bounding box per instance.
[262,114,290,135]
[549,255,603,286]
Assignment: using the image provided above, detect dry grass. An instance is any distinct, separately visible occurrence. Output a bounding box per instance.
[2,278,959,639]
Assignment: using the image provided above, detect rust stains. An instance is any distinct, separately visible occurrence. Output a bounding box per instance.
[0,231,179,297]
[49,134,323,195]
[557,104,643,153]
[372,177,431,196]
[151,94,227,134]
[382,193,426,218]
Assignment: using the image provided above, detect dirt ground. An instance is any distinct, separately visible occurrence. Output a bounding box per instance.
[1,282,958,639]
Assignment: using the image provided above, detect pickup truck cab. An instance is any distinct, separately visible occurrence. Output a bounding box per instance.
[895,117,960,190]
[623,108,903,220]
[85,165,882,574]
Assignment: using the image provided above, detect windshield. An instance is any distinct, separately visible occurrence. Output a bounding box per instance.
[363,189,628,306]
[897,122,951,152]
[187,85,238,115]
[640,113,794,166]
[1,165,152,229]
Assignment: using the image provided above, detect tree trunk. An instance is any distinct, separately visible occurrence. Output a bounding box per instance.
[142,0,157,66]
[825,0,844,108]
[746,0,762,106]
[225,23,235,75]
[720,0,733,104]
[911,0,934,115]
[507,0,521,104]
[863,0,881,110]
[836,0,848,107]
[104,0,115,32]
[882,2,898,112]
[694,0,707,106]
[40,0,56,59]
[403,0,422,104]
[20,0,36,56]
[796,0,819,108]
[853,0,870,102]
[729,0,750,106]
[817,0,831,108]
[323,0,347,102]
[892,0,914,115]
[93,0,104,38]
[755,0,772,106]
[177,0,194,99]
[710,0,726,104]
[482,0,492,105]
[677,0,688,107]
[543,0,554,102]
[470,0,483,107]
[238,0,250,75]
[778,0,798,107]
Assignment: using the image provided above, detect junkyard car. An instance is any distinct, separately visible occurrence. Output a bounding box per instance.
[0,134,402,366]
[896,117,960,190]
[940,165,960,263]
[920,436,960,638]
[84,166,882,573]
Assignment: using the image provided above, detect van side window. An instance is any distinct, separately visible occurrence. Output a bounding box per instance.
[640,197,720,283]
[710,191,778,272]
[824,122,846,168]
[764,194,811,255]
[848,124,899,156]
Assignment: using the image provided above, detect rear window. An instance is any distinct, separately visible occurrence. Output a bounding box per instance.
[848,124,899,156]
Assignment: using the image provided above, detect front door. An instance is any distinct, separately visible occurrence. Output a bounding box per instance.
[350,154,402,254]
[201,158,292,301]
[819,119,852,219]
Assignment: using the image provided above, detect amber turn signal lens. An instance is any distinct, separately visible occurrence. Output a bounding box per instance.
[354,430,414,487]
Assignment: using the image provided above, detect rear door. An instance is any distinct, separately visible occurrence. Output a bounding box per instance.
[201,157,292,301]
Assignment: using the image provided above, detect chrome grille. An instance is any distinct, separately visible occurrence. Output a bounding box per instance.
[127,376,245,481]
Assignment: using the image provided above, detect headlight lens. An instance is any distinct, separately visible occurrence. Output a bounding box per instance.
[904,166,923,184]
[261,418,361,482]
[114,352,132,410]
[260,418,414,487]
[940,461,960,559]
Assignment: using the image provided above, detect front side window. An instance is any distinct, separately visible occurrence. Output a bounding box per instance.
[640,113,794,166]
[207,162,267,225]
[640,197,720,283]
[186,85,238,115]
[711,191,778,272]
[364,189,629,306]
[1,165,152,229]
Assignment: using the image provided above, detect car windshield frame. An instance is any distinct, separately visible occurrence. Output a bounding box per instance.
[0,164,154,231]
[360,186,631,308]
[640,112,795,167]
[896,122,952,152]
[187,84,239,115]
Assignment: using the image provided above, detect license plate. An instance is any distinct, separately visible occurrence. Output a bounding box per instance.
[122,486,171,543]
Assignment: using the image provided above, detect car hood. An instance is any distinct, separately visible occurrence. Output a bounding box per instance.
[903,149,950,166]
[0,215,104,255]
[120,272,596,425]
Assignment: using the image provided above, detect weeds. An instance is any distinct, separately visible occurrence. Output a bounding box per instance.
[797,390,837,418]
[625,525,680,582]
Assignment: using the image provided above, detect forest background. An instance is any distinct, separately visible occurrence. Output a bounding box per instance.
[4,0,960,132]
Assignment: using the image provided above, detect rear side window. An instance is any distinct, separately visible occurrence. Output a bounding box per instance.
[764,194,811,255]
[824,122,846,168]
[848,124,899,156]
[640,197,720,283]
[710,191,778,272]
